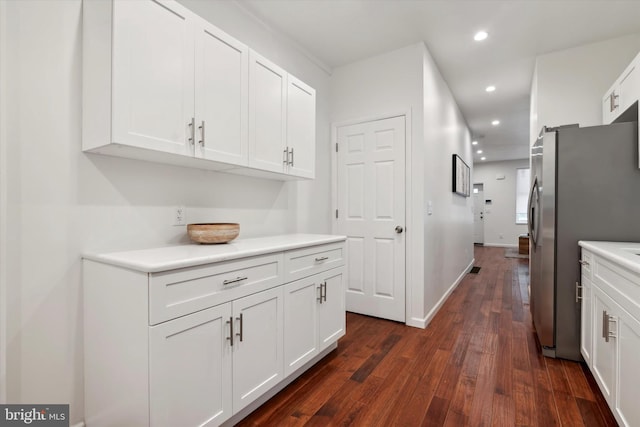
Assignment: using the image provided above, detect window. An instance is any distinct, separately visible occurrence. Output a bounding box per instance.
[515,168,530,224]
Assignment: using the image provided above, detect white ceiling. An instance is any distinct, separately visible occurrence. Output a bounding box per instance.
[237,0,640,163]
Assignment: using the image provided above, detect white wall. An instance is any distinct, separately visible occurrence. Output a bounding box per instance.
[421,48,474,323]
[531,33,640,145]
[1,0,331,423]
[330,42,474,327]
[473,159,529,247]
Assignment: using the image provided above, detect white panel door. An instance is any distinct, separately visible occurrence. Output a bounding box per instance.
[232,286,284,412]
[336,116,406,322]
[473,186,484,244]
[318,267,346,350]
[149,303,232,427]
[283,276,319,376]
[112,0,194,156]
[248,51,287,173]
[194,18,248,165]
[286,75,316,178]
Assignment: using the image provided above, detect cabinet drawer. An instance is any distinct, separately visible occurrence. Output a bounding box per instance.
[149,253,283,325]
[284,242,344,283]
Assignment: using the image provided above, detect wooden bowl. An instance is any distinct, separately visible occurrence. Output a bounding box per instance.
[187,223,240,244]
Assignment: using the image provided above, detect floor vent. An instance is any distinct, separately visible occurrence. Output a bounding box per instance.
[469,266,481,274]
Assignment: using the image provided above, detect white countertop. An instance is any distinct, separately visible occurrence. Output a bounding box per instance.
[579,241,640,274]
[83,233,346,273]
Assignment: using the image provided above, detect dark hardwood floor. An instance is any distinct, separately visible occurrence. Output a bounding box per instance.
[238,246,617,426]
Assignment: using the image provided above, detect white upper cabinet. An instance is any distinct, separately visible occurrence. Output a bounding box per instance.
[83,0,315,180]
[602,51,640,125]
[248,51,288,174]
[194,17,249,166]
[286,75,316,179]
[84,0,196,156]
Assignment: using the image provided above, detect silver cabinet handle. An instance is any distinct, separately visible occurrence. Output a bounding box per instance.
[315,256,329,262]
[609,317,617,340]
[226,316,234,346]
[603,310,616,342]
[198,120,205,147]
[236,313,244,342]
[283,148,289,165]
[322,281,327,302]
[395,226,404,234]
[575,282,583,303]
[317,284,323,304]
[610,91,619,111]
[223,276,248,286]
[289,147,294,166]
[188,117,195,145]
[578,260,590,266]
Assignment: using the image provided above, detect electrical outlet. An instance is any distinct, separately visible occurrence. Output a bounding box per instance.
[174,206,186,226]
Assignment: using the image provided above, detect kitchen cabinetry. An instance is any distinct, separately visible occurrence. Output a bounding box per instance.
[248,53,316,178]
[579,241,640,427]
[84,234,345,427]
[283,263,345,376]
[83,0,315,180]
[602,51,640,125]
[152,284,285,425]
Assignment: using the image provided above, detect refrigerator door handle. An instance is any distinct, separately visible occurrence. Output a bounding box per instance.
[528,177,538,246]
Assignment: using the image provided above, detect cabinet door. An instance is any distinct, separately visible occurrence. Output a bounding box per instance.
[580,274,593,367]
[615,307,640,427]
[592,285,617,406]
[286,75,316,178]
[194,18,248,165]
[284,276,319,376]
[112,0,195,155]
[248,51,287,173]
[232,286,284,412]
[318,267,346,351]
[619,62,638,116]
[150,303,232,427]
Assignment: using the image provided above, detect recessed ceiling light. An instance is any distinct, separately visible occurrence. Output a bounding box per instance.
[492,120,500,126]
[481,156,487,161]
[477,150,483,154]
[474,31,488,41]
[486,85,496,92]
[472,140,478,145]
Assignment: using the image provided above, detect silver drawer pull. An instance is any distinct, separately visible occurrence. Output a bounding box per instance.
[223,276,248,286]
[578,260,590,266]
[315,256,329,262]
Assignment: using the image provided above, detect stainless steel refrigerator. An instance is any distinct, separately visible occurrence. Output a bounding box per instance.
[529,121,640,361]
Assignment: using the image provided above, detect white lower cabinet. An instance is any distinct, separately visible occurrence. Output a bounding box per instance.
[84,236,345,427]
[616,302,640,427]
[591,285,616,405]
[149,286,284,427]
[579,242,640,427]
[579,274,593,366]
[283,267,345,376]
[150,303,233,427]
[232,286,284,412]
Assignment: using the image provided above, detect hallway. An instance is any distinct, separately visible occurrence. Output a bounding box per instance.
[238,246,616,426]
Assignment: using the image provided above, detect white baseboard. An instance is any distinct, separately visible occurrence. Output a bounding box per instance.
[71,422,85,427]
[407,258,475,329]
[482,243,517,248]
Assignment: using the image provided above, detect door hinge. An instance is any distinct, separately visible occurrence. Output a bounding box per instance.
[335,209,338,219]
[335,143,338,152]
